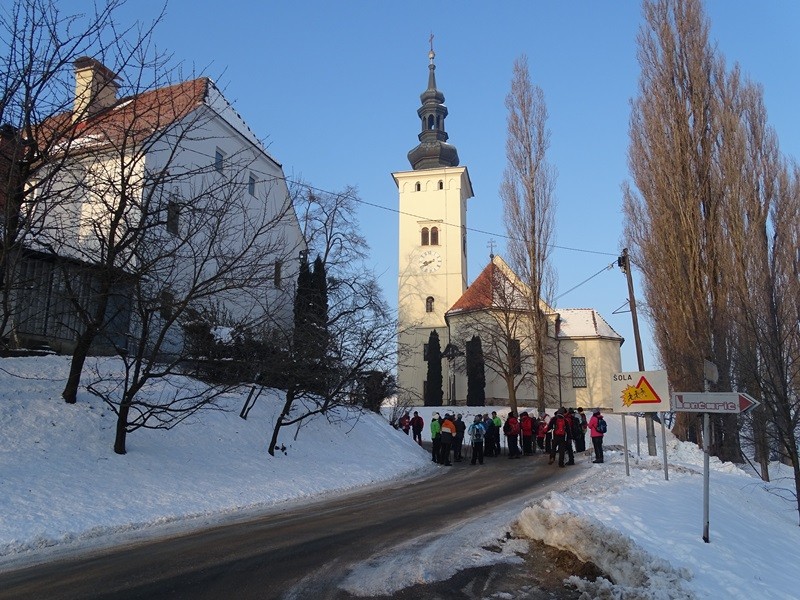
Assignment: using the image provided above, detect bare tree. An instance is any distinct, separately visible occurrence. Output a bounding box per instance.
[500,55,557,414]
[450,257,535,416]
[267,185,395,456]
[0,0,130,349]
[623,0,741,458]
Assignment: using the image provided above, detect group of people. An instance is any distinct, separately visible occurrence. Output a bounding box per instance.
[398,407,606,468]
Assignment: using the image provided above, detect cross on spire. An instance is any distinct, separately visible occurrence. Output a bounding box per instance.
[487,239,496,259]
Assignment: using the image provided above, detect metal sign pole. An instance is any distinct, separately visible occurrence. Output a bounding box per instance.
[703,412,710,543]
[636,415,641,456]
[660,414,668,480]
[621,414,630,476]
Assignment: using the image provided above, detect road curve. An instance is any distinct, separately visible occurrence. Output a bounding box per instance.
[0,451,585,599]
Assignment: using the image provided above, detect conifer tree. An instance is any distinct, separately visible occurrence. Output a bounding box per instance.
[425,330,443,406]
[466,335,486,407]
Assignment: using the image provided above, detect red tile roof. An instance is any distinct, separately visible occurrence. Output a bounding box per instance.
[34,78,209,152]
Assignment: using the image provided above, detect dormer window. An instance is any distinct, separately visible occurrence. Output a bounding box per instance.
[430,227,439,245]
[421,227,429,246]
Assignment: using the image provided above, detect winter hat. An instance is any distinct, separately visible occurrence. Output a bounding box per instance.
[474,415,481,423]
[593,410,601,416]
[432,412,440,419]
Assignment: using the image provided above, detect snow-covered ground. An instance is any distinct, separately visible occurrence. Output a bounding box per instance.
[1,355,797,598]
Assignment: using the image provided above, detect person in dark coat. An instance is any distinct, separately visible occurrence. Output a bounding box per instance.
[574,407,588,452]
[398,412,411,435]
[453,414,466,461]
[548,408,573,467]
[410,411,424,446]
[483,414,496,457]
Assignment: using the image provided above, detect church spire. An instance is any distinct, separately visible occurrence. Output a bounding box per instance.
[407,36,460,170]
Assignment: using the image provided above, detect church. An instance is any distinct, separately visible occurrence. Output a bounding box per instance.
[394,46,623,409]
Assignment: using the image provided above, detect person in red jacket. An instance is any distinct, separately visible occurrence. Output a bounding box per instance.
[398,412,410,435]
[520,412,535,455]
[410,411,424,446]
[503,412,522,458]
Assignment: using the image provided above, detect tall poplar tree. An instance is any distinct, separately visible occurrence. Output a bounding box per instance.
[500,55,557,414]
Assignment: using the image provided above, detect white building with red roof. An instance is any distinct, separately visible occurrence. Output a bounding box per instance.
[7,57,304,354]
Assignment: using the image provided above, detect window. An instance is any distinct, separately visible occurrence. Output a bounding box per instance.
[572,356,587,388]
[248,173,256,196]
[274,260,282,288]
[214,148,225,173]
[438,180,444,190]
[425,296,434,313]
[166,187,180,235]
[423,343,429,361]
[509,339,521,375]
[430,226,439,246]
[415,182,421,192]
[166,197,180,235]
[159,290,175,320]
[421,227,429,246]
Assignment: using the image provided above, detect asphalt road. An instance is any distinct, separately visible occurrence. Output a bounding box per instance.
[0,449,584,600]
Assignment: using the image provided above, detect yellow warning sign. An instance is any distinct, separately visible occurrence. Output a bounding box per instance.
[621,377,662,407]
[610,370,670,413]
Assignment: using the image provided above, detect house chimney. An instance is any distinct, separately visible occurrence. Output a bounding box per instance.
[72,57,119,122]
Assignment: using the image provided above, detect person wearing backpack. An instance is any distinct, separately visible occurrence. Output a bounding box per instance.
[520,412,534,455]
[548,408,572,467]
[503,412,522,458]
[588,409,606,463]
[467,415,486,465]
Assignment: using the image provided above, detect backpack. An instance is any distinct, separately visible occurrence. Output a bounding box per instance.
[470,423,485,443]
[596,416,607,434]
[552,415,567,436]
[569,415,582,438]
[503,421,511,435]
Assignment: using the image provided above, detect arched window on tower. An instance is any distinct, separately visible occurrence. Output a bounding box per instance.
[430,226,439,245]
[415,182,421,192]
[425,296,434,313]
[421,227,429,246]
[427,115,435,130]
[438,180,444,190]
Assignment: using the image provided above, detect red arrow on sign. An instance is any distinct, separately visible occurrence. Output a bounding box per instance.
[738,393,758,413]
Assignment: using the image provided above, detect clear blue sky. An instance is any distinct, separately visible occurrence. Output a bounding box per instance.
[60,1,800,370]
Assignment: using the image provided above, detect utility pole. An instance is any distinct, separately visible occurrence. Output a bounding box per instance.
[619,248,657,456]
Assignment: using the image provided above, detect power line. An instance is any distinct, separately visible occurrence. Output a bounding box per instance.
[166,148,620,259]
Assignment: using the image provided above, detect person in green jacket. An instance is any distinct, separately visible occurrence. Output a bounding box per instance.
[430,412,442,463]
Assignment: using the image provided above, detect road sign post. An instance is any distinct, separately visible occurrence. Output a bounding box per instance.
[611,370,670,479]
[671,391,759,543]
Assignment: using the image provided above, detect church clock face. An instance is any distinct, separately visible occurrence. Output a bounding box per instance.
[418,249,442,273]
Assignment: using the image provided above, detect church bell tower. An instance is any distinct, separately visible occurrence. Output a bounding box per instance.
[394,42,474,405]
